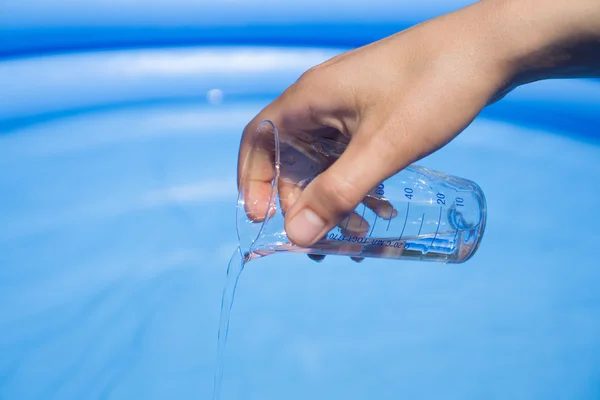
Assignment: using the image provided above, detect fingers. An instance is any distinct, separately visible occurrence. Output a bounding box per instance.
[339,211,370,236]
[237,121,278,222]
[307,254,326,263]
[362,195,398,220]
[283,131,394,247]
[278,179,303,218]
[237,79,331,224]
[307,254,364,263]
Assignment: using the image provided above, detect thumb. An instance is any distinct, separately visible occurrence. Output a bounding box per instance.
[284,132,394,247]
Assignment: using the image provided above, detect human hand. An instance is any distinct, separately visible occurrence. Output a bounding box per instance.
[237,0,600,262]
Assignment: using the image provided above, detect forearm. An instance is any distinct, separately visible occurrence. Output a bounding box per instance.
[485,0,600,84]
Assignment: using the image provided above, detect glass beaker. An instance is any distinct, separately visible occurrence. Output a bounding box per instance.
[237,120,486,263]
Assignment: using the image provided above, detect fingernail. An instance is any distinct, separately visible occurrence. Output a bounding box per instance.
[287,208,325,245]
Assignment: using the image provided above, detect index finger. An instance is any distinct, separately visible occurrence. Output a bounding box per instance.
[237,119,278,222]
[237,72,349,223]
[237,87,320,222]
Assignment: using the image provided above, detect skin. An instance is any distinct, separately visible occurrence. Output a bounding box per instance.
[237,0,600,262]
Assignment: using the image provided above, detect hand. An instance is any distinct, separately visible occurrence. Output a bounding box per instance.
[238,0,600,262]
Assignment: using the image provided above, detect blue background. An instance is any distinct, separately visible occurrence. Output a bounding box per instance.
[1,1,600,399]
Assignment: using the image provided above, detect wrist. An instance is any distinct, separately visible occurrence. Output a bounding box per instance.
[481,0,600,85]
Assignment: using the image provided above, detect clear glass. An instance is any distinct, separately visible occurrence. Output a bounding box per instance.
[237,120,487,263]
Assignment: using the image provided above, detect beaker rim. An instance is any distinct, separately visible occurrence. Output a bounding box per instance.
[236,120,281,253]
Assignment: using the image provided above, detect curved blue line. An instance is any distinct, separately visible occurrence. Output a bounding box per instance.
[0,23,408,60]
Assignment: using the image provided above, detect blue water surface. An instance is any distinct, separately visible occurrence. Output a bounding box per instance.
[1,2,600,399]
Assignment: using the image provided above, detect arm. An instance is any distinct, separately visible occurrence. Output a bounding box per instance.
[238,0,600,248]
[486,0,600,96]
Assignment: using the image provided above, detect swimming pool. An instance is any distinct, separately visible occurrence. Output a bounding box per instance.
[1,3,600,400]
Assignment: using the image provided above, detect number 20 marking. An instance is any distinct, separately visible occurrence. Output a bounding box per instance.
[436,193,445,205]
